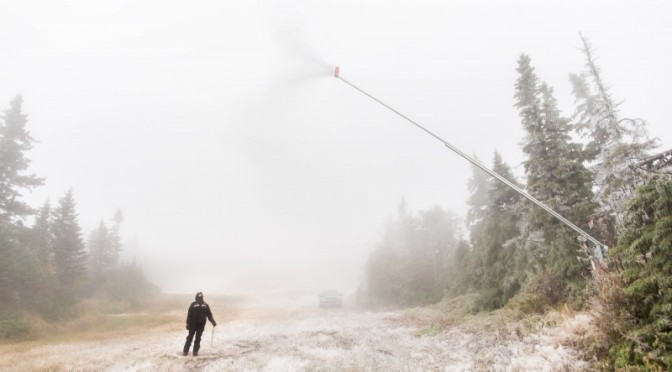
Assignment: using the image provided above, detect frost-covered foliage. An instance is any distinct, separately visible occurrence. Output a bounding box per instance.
[516,55,595,239]
[463,153,523,310]
[595,177,672,370]
[570,34,658,232]
[513,54,596,304]
[450,39,669,369]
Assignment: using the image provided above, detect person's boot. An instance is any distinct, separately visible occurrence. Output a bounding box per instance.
[193,352,198,356]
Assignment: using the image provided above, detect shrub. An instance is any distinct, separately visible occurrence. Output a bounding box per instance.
[525,267,567,307]
[0,315,33,340]
[471,287,503,312]
[596,177,672,370]
[505,292,546,315]
[565,279,590,310]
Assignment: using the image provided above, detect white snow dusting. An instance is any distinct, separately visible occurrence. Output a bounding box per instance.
[0,301,590,371]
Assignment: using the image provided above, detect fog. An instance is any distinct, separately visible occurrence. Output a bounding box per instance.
[2,0,670,295]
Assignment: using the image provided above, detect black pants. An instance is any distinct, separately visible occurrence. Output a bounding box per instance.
[183,322,206,355]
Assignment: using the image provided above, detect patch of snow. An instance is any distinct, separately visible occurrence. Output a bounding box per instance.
[0,306,591,371]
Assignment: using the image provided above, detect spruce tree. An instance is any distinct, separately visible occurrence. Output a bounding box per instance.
[514,55,596,303]
[0,95,44,222]
[88,220,111,277]
[0,96,44,312]
[26,200,55,314]
[0,223,18,310]
[466,152,524,309]
[570,34,657,233]
[88,210,124,279]
[602,176,672,369]
[51,190,87,316]
[464,155,491,291]
[109,209,123,267]
[32,200,52,269]
[466,154,490,229]
[482,153,523,307]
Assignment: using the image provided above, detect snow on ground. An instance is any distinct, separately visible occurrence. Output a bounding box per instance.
[0,301,590,371]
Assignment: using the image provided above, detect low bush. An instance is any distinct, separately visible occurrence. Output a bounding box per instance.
[0,314,33,341]
[505,292,546,315]
[471,288,503,312]
[524,268,567,307]
[592,177,672,370]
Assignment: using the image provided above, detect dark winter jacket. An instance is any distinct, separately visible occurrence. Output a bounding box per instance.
[186,300,216,328]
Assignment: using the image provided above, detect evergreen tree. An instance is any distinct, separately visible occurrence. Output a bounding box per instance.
[0,95,44,223]
[466,154,490,228]
[88,210,123,278]
[464,155,493,291]
[109,209,123,266]
[51,190,87,316]
[600,176,672,369]
[464,152,524,309]
[0,223,19,311]
[570,34,657,233]
[88,220,112,277]
[482,153,524,307]
[0,96,44,312]
[25,200,55,314]
[460,155,491,293]
[31,200,52,270]
[12,222,44,311]
[514,54,596,303]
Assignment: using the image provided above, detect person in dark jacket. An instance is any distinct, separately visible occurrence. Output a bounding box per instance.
[183,292,216,356]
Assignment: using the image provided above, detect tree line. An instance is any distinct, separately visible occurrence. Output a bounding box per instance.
[363,35,671,369]
[0,96,156,339]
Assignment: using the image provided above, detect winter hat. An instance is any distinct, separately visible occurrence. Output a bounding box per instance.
[195,292,204,301]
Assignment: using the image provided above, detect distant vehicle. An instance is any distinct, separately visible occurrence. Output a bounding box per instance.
[318,290,343,308]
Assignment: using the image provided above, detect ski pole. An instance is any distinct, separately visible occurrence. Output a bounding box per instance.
[210,326,214,350]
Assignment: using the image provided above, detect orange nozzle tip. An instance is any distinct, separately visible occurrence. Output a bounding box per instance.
[334,66,340,78]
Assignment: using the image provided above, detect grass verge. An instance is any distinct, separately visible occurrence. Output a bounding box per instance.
[0,293,245,348]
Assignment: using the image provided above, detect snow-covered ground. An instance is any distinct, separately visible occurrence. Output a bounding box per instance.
[0,299,591,371]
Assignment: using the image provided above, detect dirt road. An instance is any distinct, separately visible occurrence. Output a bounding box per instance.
[0,300,590,371]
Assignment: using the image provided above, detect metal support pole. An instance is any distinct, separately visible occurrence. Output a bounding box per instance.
[333,66,607,262]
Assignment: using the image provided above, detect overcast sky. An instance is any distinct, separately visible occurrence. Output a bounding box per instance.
[1,0,670,294]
